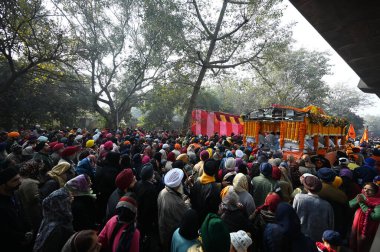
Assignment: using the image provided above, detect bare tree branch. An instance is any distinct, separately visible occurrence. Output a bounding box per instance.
[191,0,213,38]
[216,17,249,40]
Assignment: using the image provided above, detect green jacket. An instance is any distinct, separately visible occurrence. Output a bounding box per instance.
[349,194,380,221]
[251,174,277,206]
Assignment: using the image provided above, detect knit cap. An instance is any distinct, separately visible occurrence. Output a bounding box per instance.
[230,230,252,252]
[116,195,137,214]
[201,213,230,252]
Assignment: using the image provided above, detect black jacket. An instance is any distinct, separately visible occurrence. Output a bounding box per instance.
[135,180,159,236]
[72,195,97,231]
[190,181,221,225]
[0,194,31,252]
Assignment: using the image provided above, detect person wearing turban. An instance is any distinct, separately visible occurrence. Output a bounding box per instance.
[157,168,189,251]
[251,162,277,206]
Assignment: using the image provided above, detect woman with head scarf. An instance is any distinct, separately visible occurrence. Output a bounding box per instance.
[263,202,317,252]
[249,192,281,252]
[349,182,380,252]
[65,174,97,231]
[33,188,74,252]
[233,173,256,216]
[98,195,140,252]
[219,186,253,234]
[272,166,293,203]
[75,155,97,182]
[47,146,79,188]
[171,209,200,252]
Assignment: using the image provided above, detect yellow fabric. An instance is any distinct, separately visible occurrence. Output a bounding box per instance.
[220,185,232,200]
[332,176,343,188]
[47,162,71,187]
[199,173,216,185]
[233,173,248,192]
[348,163,359,170]
[207,148,213,159]
[176,154,189,164]
[220,115,227,122]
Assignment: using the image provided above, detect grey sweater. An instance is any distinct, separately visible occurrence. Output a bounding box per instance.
[293,193,334,242]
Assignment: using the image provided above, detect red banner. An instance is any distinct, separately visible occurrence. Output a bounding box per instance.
[191,109,243,136]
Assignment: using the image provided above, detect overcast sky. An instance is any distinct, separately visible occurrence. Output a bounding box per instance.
[281,0,380,117]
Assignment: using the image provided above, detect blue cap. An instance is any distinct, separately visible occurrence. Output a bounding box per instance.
[322,230,341,246]
[317,168,336,182]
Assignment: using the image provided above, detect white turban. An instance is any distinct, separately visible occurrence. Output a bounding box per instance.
[164,168,184,188]
[225,157,236,171]
[235,149,244,158]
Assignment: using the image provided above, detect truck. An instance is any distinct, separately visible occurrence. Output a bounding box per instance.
[242,105,349,158]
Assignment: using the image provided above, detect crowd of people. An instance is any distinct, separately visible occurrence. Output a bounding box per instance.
[1,127,380,252]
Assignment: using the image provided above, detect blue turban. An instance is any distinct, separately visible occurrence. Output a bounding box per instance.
[317,168,336,182]
[260,162,272,177]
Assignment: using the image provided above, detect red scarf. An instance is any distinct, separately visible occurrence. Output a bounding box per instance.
[360,191,380,236]
[316,242,337,252]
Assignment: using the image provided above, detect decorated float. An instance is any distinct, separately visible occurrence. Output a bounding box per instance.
[242,105,349,157]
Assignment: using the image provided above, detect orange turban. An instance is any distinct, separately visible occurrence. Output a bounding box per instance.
[8,131,20,138]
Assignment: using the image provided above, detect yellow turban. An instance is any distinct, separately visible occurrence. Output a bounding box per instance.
[86,139,95,148]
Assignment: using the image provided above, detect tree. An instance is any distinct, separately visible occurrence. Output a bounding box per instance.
[139,84,224,130]
[0,0,73,93]
[140,83,188,130]
[52,0,181,128]
[0,61,92,129]
[324,83,373,130]
[171,0,291,129]
[209,47,331,114]
[324,83,373,116]
[252,47,331,108]
[365,115,380,136]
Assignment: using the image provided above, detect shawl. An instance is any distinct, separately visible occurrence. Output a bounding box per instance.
[33,188,73,251]
[47,161,71,187]
[360,191,380,236]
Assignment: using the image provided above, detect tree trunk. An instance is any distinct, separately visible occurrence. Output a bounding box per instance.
[182,67,206,131]
[105,115,117,129]
[182,0,228,131]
